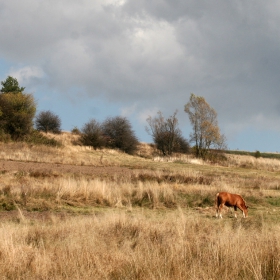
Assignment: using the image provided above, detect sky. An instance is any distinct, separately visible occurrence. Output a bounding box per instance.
[1,0,280,152]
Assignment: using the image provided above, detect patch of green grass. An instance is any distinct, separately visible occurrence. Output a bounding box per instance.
[246,195,265,206]
[266,197,280,207]
[0,201,16,211]
[177,192,215,208]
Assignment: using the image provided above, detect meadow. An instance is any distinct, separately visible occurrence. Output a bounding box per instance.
[0,132,280,279]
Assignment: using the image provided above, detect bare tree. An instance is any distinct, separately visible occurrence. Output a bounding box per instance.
[184,93,226,158]
[146,111,189,156]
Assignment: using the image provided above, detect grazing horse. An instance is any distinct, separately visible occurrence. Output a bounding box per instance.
[216,192,248,218]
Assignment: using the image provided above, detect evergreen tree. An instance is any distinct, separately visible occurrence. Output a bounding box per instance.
[1,76,25,93]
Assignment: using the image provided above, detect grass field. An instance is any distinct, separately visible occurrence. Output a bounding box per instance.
[0,132,279,279]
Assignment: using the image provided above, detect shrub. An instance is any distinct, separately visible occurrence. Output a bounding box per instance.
[71,126,81,135]
[173,133,190,154]
[80,119,105,149]
[35,110,61,134]
[255,150,261,158]
[102,116,139,154]
[0,129,11,142]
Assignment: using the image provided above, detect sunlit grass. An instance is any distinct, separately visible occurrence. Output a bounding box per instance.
[0,209,279,279]
[0,132,280,279]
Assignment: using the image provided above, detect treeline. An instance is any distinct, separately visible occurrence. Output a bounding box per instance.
[0,76,226,158]
[226,150,280,160]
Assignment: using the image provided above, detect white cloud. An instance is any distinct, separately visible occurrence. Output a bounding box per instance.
[9,66,44,85]
[121,104,138,117]
[137,108,160,124]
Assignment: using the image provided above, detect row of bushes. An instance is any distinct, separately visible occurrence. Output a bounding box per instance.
[0,76,192,156]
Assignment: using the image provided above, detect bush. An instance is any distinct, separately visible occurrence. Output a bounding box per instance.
[71,126,81,135]
[173,134,190,154]
[80,119,104,149]
[102,116,139,154]
[80,117,139,154]
[0,92,36,140]
[204,150,227,163]
[35,110,61,134]
[0,129,11,142]
[255,150,261,158]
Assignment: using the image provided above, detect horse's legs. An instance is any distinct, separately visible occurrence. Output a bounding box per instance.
[234,206,237,218]
[216,205,219,218]
[237,205,247,218]
[217,204,224,218]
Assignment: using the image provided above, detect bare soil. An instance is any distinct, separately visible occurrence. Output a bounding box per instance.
[0,159,132,176]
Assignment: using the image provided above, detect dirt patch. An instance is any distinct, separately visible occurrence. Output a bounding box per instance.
[0,159,132,176]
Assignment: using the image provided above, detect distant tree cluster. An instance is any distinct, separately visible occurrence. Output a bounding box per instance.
[0,76,227,158]
[145,93,227,158]
[0,76,61,141]
[81,116,139,155]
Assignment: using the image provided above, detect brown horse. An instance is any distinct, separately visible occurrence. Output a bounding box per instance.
[216,192,248,218]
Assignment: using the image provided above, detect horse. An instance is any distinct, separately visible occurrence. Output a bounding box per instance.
[216,192,248,218]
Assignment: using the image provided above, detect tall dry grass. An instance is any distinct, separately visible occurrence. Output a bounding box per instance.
[226,154,280,172]
[0,158,279,213]
[0,170,210,211]
[0,210,279,279]
[0,132,280,279]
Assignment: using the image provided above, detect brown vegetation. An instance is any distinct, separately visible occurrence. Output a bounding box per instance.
[0,132,279,279]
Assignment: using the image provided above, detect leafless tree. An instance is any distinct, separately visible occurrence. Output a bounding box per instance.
[146,111,189,156]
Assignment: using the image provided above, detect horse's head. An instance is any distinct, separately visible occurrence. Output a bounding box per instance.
[243,204,249,218]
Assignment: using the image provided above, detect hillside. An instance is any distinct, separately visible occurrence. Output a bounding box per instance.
[0,131,280,211]
[0,132,280,279]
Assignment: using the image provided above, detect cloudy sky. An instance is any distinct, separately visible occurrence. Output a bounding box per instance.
[1,0,280,152]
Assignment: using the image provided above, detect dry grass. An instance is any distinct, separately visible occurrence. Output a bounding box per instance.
[0,210,279,279]
[0,132,280,279]
[0,170,213,211]
[0,133,148,167]
[226,154,280,171]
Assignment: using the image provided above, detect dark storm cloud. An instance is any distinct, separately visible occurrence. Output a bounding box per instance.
[1,0,280,142]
